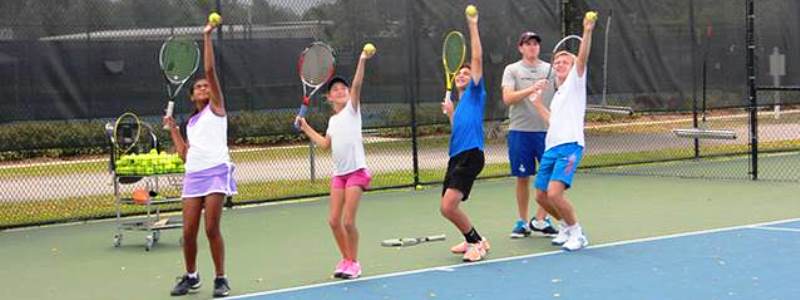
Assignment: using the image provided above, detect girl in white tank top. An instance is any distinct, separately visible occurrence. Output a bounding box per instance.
[162,19,234,297]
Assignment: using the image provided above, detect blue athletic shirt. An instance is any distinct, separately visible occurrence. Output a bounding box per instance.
[449,77,486,157]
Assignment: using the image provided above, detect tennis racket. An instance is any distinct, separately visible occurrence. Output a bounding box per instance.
[381,234,446,247]
[544,35,583,91]
[159,36,200,129]
[112,112,142,155]
[442,31,466,114]
[294,42,335,129]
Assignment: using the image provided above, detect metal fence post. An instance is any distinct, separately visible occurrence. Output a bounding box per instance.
[406,0,420,187]
[746,0,758,180]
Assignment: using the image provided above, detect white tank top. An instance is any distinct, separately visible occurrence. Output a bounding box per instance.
[326,99,367,176]
[185,104,231,173]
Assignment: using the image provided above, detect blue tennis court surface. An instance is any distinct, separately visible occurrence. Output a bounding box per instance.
[231,219,800,300]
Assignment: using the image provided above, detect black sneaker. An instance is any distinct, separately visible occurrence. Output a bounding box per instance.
[170,274,201,296]
[530,218,559,237]
[213,277,231,298]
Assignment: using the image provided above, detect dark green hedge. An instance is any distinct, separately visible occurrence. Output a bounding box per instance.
[0,103,623,162]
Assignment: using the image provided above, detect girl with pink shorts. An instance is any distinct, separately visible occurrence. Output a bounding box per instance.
[296,46,375,280]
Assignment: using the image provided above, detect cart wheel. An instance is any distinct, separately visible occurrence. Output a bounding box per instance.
[145,235,154,251]
[113,234,122,247]
[153,231,160,243]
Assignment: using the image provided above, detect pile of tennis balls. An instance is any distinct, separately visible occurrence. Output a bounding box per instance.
[115,149,184,175]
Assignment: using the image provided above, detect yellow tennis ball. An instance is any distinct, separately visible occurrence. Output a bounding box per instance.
[465,5,478,17]
[363,43,376,55]
[208,12,222,26]
[586,11,598,22]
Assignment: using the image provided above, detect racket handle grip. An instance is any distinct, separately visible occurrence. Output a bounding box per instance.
[294,105,309,131]
[162,101,174,130]
[442,91,452,115]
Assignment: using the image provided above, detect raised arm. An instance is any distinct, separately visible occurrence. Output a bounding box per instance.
[466,7,482,83]
[203,22,225,115]
[576,12,596,78]
[349,44,375,111]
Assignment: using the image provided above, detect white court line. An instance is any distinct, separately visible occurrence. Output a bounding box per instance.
[750,226,800,233]
[227,217,800,299]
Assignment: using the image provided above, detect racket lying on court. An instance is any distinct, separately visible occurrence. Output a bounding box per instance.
[112,112,142,155]
[442,31,466,114]
[159,36,200,129]
[294,41,336,130]
[381,234,446,247]
[544,35,583,91]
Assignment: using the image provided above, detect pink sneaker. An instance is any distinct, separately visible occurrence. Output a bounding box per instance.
[450,239,491,254]
[341,260,362,279]
[333,259,349,278]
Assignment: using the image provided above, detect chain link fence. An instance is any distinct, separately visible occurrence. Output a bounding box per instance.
[1,0,798,229]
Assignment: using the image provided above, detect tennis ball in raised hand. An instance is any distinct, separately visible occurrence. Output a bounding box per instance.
[363,43,376,55]
[465,5,478,17]
[208,12,222,26]
[585,11,598,22]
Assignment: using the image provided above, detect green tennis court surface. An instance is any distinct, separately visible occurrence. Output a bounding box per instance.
[2,173,799,299]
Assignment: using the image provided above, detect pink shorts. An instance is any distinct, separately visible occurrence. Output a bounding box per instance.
[331,168,372,190]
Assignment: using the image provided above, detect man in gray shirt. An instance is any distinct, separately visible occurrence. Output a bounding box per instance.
[501,32,558,238]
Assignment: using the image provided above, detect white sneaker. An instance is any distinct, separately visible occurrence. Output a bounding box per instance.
[562,230,588,251]
[551,222,570,245]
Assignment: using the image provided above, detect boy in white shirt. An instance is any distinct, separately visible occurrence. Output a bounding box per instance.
[528,13,596,252]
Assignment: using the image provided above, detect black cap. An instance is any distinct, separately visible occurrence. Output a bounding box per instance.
[517,31,542,45]
[326,76,349,93]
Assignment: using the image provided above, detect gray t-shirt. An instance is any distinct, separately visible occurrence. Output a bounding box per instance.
[501,60,555,132]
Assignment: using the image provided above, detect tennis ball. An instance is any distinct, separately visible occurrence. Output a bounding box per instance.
[363,43,376,55]
[465,5,478,17]
[208,12,222,26]
[415,184,424,191]
[585,11,598,22]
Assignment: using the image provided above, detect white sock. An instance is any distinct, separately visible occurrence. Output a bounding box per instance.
[216,274,227,279]
[187,271,199,279]
[569,224,583,236]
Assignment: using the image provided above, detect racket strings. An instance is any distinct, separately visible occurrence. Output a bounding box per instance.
[443,33,466,72]
[301,45,334,86]
[113,114,141,154]
[161,39,199,83]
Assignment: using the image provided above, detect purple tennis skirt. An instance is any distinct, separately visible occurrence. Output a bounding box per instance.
[182,163,238,198]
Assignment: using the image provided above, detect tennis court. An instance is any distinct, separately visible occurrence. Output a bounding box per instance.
[3,171,800,299]
[232,219,800,300]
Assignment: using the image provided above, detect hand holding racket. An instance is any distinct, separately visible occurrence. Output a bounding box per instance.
[381,234,446,247]
[441,31,466,114]
[294,42,335,130]
[528,79,550,103]
[159,37,200,129]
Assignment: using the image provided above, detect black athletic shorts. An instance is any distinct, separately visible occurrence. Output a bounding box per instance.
[442,148,485,201]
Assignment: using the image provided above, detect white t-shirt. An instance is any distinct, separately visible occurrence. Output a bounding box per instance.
[545,65,587,150]
[326,99,367,176]
[185,104,232,173]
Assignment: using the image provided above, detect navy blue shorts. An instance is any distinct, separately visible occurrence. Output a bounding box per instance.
[507,131,546,177]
